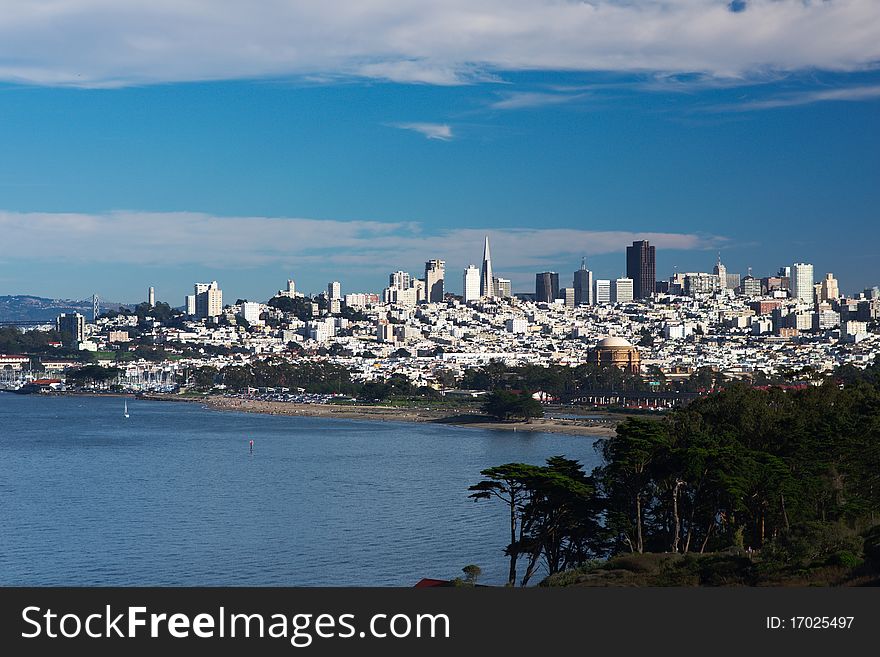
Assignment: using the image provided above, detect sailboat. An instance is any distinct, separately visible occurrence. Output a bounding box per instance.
[124,399,130,419]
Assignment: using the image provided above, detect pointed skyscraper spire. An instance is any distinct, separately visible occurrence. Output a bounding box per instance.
[480,235,494,298]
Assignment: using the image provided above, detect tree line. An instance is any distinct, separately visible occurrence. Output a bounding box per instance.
[471,360,880,585]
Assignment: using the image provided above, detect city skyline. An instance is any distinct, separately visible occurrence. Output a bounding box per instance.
[1,236,869,308]
[0,2,878,301]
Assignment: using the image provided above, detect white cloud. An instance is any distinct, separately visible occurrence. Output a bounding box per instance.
[0,1,878,87]
[710,83,880,111]
[390,122,454,140]
[0,211,724,276]
[490,91,587,110]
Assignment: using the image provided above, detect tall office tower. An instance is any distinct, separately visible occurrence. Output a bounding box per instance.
[535,272,560,303]
[612,277,634,304]
[463,265,480,302]
[480,236,495,298]
[148,286,155,307]
[56,312,85,345]
[741,276,763,297]
[778,266,791,278]
[194,281,222,319]
[495,277,512,299]
[713,255,727,289]
[792,263,815,302]
[626,240,656,299]
[573,257,593,306]
[560,287,576,308]
[425,259,446,303]
[594,279,611,305]
[820,273,839,301]
[389,271,411,290]
[328,281,341,300]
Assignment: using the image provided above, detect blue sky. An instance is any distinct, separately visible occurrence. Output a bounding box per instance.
[0,1,879,304]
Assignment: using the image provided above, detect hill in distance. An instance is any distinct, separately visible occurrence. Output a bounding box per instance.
[0,295,131,323]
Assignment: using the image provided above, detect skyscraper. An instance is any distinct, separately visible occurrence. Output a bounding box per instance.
[328,281,341,300]
[389,271,411,290]
[193,281,222,319]
[626,240,656,299]
[792,263,814,302]
[56,312,85,345]
[820,273,839,301]
[480,236,494,298]
[425,259,446,303]
[594,279,611,305]
[713,255,727,290]
[535,272,560,303]
[463,265,480,302]
[495,277,512,299]
[573,257,593,306]
[612,278,634,304]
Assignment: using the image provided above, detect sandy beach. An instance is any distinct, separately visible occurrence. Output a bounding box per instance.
[143,394,619,437]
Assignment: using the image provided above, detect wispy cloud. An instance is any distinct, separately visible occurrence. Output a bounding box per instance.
[0,1,878,87]
[710,84,880,111]
[490,91,587,110]
[390,122,454,140]
[0,211,725,275]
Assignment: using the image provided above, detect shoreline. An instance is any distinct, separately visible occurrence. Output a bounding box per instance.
[143,393,620,437]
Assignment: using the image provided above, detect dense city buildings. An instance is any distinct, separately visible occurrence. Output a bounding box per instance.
[626,240,656,299]
[2,234,871,402]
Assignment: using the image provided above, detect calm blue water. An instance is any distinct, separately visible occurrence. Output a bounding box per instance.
[0,394,602,586]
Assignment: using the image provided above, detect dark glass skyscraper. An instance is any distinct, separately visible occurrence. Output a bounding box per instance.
[573,257,593,305]
[626,240,656,299]
[535,272,560,303]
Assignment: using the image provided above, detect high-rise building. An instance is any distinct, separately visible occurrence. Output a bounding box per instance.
[239,302,263,326]
[389,271,411,290]
[741,276,763,297]
[56,312,85,345]
[463,265,480,303]
[792,263,814,302]
[148,286,155,307]
[480,236,495,298]
[594,279,611,305]
[193,281,222,319]
[612,277,634,304]
[425,259,446,303]
[560,287,576,308]
[327,281,341,301]
[573,257,593,306]
[185,295,196,316]
[495,277,512,299]
[626,240,656,299]
[535,272,560,303]
[713,255,727,290]
[820,273,839,301]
